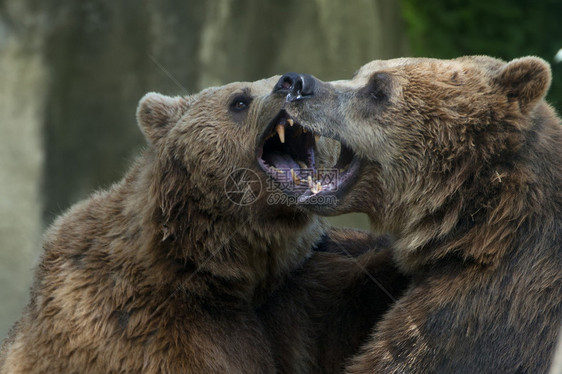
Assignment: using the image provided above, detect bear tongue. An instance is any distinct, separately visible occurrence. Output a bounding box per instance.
[267,152,300,170]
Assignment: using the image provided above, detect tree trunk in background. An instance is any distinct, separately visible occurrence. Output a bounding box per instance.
[196,0,408,87]
[0,0,408,339]
[0,0,46,341]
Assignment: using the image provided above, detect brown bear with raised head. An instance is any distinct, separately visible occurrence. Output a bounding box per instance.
[0,76,408,373]
[264,57,562,373]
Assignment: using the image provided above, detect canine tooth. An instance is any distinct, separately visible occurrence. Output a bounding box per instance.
[275,124,285,143]
[302,128,307,133]
[287,118,294,126]
[314,135,320,143]
[311,182,322,194]
[307,175,313,188]
[290,169,301,185]
[297,161,307,169]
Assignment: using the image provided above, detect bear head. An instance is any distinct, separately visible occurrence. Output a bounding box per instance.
[268,56,554,270]
[136,76,348,273]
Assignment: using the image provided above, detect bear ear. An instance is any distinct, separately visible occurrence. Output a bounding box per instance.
[137,92,190,145]
[496,56,551,114]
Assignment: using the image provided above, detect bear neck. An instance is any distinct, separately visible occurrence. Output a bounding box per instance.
[117,152,324,305]
[391,102,562,274]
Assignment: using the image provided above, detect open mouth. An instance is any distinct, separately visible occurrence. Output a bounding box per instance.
[256,110,359,203]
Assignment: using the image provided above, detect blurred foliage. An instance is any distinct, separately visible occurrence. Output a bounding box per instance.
[400,0,562,110]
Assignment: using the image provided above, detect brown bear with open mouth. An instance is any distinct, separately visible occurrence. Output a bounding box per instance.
[263,57,562,373]
[0,75,409,373]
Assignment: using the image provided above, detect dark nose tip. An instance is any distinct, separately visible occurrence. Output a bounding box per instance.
[273,72,316,101]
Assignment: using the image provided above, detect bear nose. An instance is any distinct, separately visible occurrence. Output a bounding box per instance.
[273,72,316,101]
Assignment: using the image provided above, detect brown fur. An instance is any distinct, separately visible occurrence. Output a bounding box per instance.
[260,229,409,373]
[282,56,562,373]
[0,77,408,373]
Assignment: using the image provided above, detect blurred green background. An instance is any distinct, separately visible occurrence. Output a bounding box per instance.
[0,0,560,341]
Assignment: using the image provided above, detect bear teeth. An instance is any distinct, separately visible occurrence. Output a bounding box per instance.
[297,161,307,169]
[287,118,294,126]
[310,182,323,194]
[290,169,301,185]
[304,175,328,195]
[275,124,285,143]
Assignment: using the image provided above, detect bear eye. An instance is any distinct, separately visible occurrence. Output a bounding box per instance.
[367,72,390,102]
[370,87,385,101]
[229,94,253,113]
